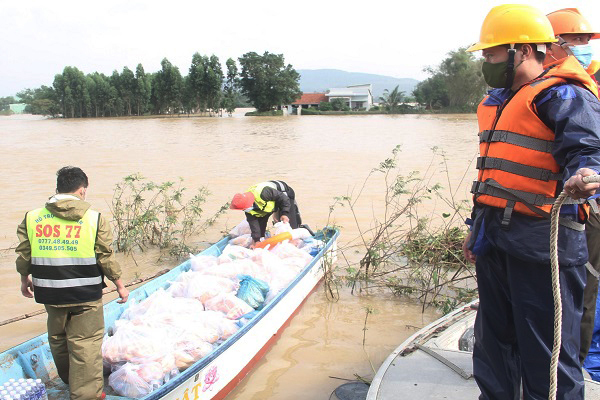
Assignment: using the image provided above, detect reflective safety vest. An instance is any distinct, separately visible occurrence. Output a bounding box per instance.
[472,57,598,227]
[245,181,287,218]
[26,207,103,305]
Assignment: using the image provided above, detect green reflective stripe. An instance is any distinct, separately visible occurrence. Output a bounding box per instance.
[480,130,554,153]
[33,276,102,288]
[31,257,97,266]
[476,157,562,182]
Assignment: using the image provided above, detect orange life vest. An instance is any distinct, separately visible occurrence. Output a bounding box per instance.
[472,57,598,223]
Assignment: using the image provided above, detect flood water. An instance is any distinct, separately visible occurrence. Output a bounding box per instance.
[0,110,479,399]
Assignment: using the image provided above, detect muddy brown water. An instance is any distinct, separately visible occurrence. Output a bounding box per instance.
[0,111,479,399]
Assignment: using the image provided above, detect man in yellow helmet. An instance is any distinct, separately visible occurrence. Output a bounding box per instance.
[545,7,600,368]
[16,166,129,400]
[462,5,600,398]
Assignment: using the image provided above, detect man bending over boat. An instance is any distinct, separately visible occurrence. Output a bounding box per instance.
[15,166,129,400]
[463,5,600,399]
[230,180,302,245]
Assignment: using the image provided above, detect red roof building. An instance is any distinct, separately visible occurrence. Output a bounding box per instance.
[292,93,328,108]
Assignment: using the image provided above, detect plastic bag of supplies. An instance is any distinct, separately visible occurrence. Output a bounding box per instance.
[236,275,270,310]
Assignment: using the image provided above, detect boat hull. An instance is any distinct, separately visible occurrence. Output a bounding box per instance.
[366,300,600,399]
[0,229,339,400]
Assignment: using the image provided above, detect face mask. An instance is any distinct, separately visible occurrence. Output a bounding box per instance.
[570,44,593,69]
[482,61,510,88]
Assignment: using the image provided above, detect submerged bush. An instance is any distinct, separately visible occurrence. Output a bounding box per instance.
[328,146,477,313]
[110,174,228,259]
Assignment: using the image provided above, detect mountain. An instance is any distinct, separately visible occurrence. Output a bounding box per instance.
[297,69,420,100]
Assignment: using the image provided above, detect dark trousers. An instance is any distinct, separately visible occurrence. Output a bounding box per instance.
[251,185,302,239]
[473,246,585,399]
[581,212,600,364]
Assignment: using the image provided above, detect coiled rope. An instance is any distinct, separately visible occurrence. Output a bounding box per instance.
[549,174,600,400]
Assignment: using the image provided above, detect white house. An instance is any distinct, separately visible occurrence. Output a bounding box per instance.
[326,84,373,110]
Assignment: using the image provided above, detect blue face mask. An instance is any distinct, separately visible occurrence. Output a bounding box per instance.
[570,44,593,69]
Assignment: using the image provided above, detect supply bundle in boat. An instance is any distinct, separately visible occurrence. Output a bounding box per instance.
[0,225,339,400]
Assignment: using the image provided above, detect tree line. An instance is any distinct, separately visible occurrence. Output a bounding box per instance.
[15,51,302,118]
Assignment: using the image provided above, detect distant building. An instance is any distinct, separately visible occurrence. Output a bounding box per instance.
[292,93,328,109]
[9,103,26,114]
[326,84,373,110]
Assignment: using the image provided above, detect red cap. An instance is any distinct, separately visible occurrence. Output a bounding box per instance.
[230,192,255,210]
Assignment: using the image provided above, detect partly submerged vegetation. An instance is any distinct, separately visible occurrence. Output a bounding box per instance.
[110,174,228,261]
[325,146,477,313]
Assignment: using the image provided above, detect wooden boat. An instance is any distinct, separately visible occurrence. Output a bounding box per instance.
[366,300,600,399]
[0,227,339,399]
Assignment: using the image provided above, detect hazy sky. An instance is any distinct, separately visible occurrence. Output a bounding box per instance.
[2,0,600,97]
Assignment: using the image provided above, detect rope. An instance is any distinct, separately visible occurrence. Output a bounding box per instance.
[549,175,600,400]
[0,268,170,327]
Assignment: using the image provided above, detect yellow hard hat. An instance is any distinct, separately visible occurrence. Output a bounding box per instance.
[547,8,600,40]
[467,4,558,52]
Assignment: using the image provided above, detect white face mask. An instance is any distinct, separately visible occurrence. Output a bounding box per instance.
[570,44,594,69]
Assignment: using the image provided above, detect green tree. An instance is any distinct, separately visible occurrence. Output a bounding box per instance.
[379,85,405,112]
[88,72,112,117]
[238,51,302,112]
[205,55,223,115]
[181,75,196,115]
[319,101,333,111]
[222,58,238,116]
[153,58,183,114]
[17,87,60,116]
[330,98,348,111]
[413,47,487,111]
[116,66,136,116]
[85,75,98,116]
[188,53,208,113]
[413,74,449,110]
[133,64,151,116]
[53,66,91,118]
[109,71,125,116]
[438,48,487,109]
[0,96,16,111]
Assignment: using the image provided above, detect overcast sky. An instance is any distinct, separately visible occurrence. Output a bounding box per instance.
[2,0,600,97]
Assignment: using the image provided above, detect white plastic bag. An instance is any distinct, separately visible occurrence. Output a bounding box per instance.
[174,336,214,369]
[291,227,312,240]
[109,363,153,398]
[184,274,239,303]
[190,254,218,272]
[218,244,254,264]
[273,221,293,235]
[195,310,240,339]
[271,242,312,263]
[204,293,254,319]
[102,320,175,366]
[229,234,253,248]
[229,219,251,237]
